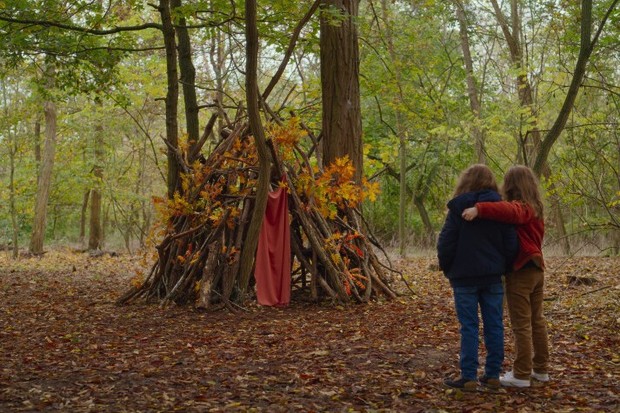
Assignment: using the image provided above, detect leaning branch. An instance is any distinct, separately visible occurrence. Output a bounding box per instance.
[0,15,162,34]
[261,0,321,101]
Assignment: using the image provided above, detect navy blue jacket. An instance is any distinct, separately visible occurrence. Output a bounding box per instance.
[437,190,518,287]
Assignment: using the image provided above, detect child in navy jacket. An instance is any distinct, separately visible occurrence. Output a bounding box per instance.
[437,164,518,391]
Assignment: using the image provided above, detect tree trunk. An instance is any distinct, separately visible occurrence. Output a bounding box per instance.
[237,0,272,298]
[30,95,57,254]
[491,0,571,253]
[454,0,486,163]
[34,118,41,165]
[378,0,409,256]
[209,29,227,134]
[320,0,363,183]
[160,0,180,199]
[532,0,617,254]
[3,81,19,259]
[9,141,18,258]
[79,190,90,244]
[88,119,104,250]
[171,0,200,152]
[490,0,543,164]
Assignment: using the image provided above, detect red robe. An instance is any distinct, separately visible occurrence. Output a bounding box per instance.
[254,185,291,306]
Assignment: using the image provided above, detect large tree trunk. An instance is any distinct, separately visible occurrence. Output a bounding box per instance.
[454,0,486,163]
[320,0,363,183]
[160,0,180,199]
[30,97,57,254]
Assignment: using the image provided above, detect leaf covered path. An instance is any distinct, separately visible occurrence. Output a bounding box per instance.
[1,251,619,412]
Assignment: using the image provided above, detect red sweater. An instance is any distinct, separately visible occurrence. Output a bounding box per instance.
[476,201,545,271]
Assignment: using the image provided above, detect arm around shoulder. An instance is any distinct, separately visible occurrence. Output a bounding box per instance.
[476,201,536,224]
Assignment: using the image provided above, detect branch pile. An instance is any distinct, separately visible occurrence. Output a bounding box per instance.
[117,119,397,309]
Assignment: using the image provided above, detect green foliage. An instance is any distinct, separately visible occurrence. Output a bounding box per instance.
[0,0,618,253]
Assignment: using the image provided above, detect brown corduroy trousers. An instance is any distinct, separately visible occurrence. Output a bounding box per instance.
[505,266,550,380]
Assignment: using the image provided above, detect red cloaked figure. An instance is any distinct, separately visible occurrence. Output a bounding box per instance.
[254,182,291,306]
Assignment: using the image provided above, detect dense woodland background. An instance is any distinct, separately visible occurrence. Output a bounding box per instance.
[0,0,619,259]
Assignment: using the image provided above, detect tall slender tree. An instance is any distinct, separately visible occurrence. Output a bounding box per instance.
[30,61,57,255]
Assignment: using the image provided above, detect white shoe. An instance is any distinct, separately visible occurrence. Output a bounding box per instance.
[531,371,550,382]
[500,371,530,388]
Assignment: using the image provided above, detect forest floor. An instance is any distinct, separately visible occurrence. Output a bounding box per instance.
[0,249,619,412]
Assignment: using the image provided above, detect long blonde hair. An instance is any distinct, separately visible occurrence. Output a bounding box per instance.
[502,165,544,218]
[453,164,498,197]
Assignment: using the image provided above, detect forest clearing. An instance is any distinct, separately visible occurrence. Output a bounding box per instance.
[1,1,620,411]
[1,251,618,412]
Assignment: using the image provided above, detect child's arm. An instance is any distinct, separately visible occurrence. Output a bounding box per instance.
[462,201,535,224]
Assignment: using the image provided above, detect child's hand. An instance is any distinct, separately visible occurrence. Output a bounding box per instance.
[462,207,478,221]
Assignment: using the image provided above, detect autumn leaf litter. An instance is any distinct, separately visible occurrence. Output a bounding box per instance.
[1,250,618,412]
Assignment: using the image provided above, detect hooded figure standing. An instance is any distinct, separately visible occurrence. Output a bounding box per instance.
[437,164,518,391]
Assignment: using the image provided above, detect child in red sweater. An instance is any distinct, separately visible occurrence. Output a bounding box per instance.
[462,165,550,388]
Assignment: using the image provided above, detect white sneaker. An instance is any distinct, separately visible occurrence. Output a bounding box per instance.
[500,371,531,388]
[531,371,550,382]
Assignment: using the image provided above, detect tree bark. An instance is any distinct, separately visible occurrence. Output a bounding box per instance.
[159,0,180,199]
[3,80,19,258]
[88,118,104,250]
[79,190,90,244]
[34,118,41,165]
[30,63,57,255]
[320,0,363,183]
[171,0,199,150]
[237,0,272,298]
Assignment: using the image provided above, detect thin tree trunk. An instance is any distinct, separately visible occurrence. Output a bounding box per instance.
[490,0,543,164]
[320,0,363,183]
[3,80,19,259]
[491,0,571,253]
[379,0,409,256]
[89,119,104,250]
[79,190,90,244]
[237,0,272,298]
[454,0,485,163]
[209,29,227,133]
[160,0,180,199]
[171,0,199,150]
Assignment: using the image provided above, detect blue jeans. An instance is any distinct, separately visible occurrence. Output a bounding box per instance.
[453,283,504,380]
